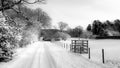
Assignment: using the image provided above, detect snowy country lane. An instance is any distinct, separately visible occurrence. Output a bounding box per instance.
[0,42,113,68]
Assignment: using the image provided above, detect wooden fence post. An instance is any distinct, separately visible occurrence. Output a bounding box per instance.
[102,49,105,64]
[74,45,76,52]
[88,48,90,59]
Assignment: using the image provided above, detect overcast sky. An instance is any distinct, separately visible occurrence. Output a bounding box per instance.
[32,0,120,29]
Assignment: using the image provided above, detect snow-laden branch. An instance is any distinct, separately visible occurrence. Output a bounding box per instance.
[0,0,46,11]
[23,0,46,4]
[0,0,22,11]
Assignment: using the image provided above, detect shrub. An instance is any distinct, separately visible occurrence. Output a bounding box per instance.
[0,15,19,62]
[54,32,71,40]
[0,27,15,62]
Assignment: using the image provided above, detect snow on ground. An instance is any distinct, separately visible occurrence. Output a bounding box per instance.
[0,42,43,68]
[57,39,120,68]
[47,42,114,68]
[0,41,115,68]
[88,40,120,67]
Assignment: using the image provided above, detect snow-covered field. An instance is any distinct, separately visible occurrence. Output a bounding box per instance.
[89,40,120,67]
[57,39,120,68]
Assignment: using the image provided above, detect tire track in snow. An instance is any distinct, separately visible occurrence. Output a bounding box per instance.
[1,42,42,68]
[39,42,57,68]
[46,42,80,68]
[22,44,42,68]
[29,44,44,68]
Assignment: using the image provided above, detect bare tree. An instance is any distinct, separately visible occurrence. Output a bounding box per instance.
[4,7,51,28]
[0,0,46,27]
[58,22,68,31]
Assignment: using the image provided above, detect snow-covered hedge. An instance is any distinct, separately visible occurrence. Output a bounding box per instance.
[53,32,71,40]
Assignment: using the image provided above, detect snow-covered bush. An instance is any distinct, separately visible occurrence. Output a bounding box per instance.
[80,31,93,39]
[54,32,71,40]
[0,13,19,62]
[0,26,16,62]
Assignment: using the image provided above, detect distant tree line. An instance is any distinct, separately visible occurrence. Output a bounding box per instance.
[67,26,83,37]
[57,19,120,39]
[86,19,120,37]
[58,21,83,38]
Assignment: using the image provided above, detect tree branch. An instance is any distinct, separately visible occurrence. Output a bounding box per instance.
[0,0,45,11]
[23,0,46,4]
[0,0,22,11]
[23,0,39,4]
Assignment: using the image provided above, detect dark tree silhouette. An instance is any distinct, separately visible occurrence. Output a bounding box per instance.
[86,24,92,31]
[114,19,120,32]
[89,19,120,37]
[92,20,102,35]
[73,26,83,37]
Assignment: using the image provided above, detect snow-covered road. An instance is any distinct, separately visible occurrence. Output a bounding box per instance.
[0,41,114,68]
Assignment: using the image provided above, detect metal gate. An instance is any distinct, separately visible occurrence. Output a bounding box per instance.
[70,40,88,54]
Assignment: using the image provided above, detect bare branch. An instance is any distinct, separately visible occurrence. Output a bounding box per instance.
[23,0,39,4]
[11,7,30,22]
[11,8,20,13]
[0,0,22,11]
[23,0,45,4]
[0,0,45,11]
